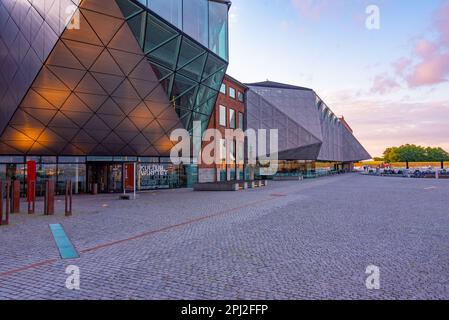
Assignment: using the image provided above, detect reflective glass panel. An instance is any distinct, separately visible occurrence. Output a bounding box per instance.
[183,0,208,47]
[208,0,229,60]
[147,0,182,29]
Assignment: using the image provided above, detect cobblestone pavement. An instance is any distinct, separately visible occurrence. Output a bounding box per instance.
[0,174,448,300]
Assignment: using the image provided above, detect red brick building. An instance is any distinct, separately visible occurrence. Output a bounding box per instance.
[199,75,248,183]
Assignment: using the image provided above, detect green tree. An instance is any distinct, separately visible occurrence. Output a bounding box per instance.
[382,145,449,162]
[383,147,400,162]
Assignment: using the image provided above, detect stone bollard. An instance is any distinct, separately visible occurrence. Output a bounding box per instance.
[11,180,20,214]
[44,180,55,215]
[65,180,73,216]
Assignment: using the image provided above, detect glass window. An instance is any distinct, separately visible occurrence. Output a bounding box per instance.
[208,0,229,60]
[0,164,6,181]
[0,156,24,163]
[147,0,182,29]
[219,139,226,161]
[57,163,87,194]
[229,87,236,99]
[139,157,160,163]
[229,139,236,161]
[58,157,86,163]
[220,83,226,94]
[183,0,208,47]
[238,91,244,102]
[238,112,244,129]
[229,108,236,129]
[41,156,57,164]
[219,105,226,126]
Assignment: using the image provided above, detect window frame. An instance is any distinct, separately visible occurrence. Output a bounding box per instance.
[229,108,236,129]
[237,91,244,102]
[219,105,227,127]
[238,112,244,129]
[220,83,226,95]
[229,87,236,99]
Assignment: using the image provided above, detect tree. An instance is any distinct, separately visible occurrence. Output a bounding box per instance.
[382,145,449,162]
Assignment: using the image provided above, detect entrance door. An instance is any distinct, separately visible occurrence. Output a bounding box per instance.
[108,164,122,193]
[88,163,123,193]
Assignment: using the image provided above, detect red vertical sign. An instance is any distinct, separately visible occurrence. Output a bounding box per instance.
[126,164,134,189]
[27,160,36,202]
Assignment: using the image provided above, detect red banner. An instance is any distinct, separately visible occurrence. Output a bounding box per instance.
[125,164,135,189]
[27,160,36,202]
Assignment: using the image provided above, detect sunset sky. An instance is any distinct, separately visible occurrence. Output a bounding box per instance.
[226,0,449,157]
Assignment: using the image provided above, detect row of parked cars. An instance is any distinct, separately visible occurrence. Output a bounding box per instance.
[365,168,449,179]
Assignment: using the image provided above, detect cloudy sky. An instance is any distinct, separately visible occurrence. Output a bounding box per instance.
[226,0,449,157]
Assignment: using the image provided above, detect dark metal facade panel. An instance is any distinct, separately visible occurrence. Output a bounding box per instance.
[0,0,78,137]
[0,0,228,157]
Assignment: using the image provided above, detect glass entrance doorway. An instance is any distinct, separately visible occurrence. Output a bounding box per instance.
[87,163,123,193]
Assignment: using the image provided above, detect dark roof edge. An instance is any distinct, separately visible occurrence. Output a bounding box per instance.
[225,74,249,91]
[245,81,313,92]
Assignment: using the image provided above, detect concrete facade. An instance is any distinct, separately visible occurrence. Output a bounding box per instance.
[246,81,371,163]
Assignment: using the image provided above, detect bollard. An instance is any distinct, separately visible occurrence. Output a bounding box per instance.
[0,181,3,225]
[44,180,55,216]
[5,181,10,223]
[28,180,36,214]
[65,180,73,216]
[1,181,11,225]
[11,180,20,214]
[91,183,98,195]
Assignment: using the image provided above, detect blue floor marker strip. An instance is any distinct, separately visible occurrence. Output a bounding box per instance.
[49,224,79,259]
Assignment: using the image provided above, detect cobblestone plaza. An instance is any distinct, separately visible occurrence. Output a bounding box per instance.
[0,174,448,300]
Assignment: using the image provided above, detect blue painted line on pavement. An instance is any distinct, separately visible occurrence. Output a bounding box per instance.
[49,224,79,259]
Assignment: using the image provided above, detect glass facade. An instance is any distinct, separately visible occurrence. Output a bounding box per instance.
[208,0,229,61]
[0,0,231,190]
[118,1,229,134]
[136,0,229,60]
[0,156,202,195]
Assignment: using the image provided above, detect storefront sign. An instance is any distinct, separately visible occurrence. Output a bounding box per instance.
[140,164,168,177]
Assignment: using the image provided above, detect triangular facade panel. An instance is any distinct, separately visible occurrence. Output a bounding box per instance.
[0,0,228,156]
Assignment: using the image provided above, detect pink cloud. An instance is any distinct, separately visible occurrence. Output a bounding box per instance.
[392,57,412,75]
[414,40,438,58]
[370,74,401,94]
[406,52,449,87]
[394,2,449,88]
[291,0,342,20]
[324,92,449,157]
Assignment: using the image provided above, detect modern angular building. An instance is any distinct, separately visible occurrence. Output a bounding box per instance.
[246,81,371,175]
[0,0,230,193]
